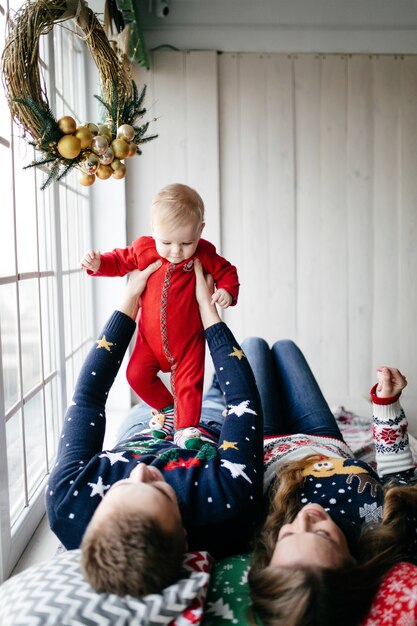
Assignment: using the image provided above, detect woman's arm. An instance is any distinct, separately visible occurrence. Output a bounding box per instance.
[372,366,415,478]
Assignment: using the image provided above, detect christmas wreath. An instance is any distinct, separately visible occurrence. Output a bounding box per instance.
[1,0,156,189]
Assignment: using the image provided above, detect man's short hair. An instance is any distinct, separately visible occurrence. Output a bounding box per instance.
[81,506,186,597]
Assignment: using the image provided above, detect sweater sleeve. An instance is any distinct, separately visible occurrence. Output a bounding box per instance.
[197,240,240,304]
[371,383,415,477]
[205,322,264,497]
[49,311,136,471]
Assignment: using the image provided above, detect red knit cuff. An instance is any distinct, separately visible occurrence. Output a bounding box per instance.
[370,383,401,405]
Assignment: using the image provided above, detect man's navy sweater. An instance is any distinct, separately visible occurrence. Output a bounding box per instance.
[46,311,263,558]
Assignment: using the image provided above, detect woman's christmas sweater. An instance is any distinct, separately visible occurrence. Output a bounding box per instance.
[45,312,263,559]
[264,389,416,554]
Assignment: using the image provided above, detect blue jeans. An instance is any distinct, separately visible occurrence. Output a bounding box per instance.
[242,338,344,440]
[116,381,225,444]
[116,337,343,444]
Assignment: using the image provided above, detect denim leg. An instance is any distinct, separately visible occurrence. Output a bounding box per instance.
[271,339,344,440]
[115,402,153,443]
[241,337,282,436]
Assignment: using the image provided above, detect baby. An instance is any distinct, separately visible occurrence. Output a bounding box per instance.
[81,183,239,449]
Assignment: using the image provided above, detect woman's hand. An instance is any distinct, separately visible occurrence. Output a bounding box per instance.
[194,258,222,329]
[376,366,407,398]
[118,261,162,320]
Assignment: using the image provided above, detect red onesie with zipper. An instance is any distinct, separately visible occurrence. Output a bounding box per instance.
[89,236,239,429]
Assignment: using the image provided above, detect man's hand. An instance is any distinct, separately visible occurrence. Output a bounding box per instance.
[118,261,162,320]
[194,259,221,329]
[211,288,233,309]
[376,366,407,398]
[81,250,101,273]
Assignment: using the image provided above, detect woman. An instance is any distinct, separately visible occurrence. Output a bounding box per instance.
[205,338,417,625]
[244,338,417,626]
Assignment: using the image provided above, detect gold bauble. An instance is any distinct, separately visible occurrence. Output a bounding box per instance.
[75,126,93,149]
[91,135,109,156]
[110,158,123,171]
[78,172,96,186]
[126,143,137,158]
[58,115,77,134]
[112,164,127,179]
[57,134,82,159]
[98,124,113,142]
[85,122,99,136]
[111,138,129,159]
[80,152,100,175]
[99,147,114,165]
[116,124,135,142]
[96,164,113,180]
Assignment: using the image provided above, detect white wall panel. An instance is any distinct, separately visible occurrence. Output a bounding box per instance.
[128,51,417,430]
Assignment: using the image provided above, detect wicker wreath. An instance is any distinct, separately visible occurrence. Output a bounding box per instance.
[1,0,156,188]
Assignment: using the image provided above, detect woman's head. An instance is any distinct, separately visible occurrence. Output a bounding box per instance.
[271,503,355,569]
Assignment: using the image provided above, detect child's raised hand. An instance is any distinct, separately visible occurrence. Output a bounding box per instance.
[211,288,232,309]
[376,366,407,398]
[81,250,101,273]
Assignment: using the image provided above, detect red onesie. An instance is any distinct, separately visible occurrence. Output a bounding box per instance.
[90,237,239,429]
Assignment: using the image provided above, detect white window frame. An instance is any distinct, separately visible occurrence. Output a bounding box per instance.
[0,0,94,581]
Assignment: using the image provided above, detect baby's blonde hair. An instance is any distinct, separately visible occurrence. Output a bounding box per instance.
[151,183,205,229]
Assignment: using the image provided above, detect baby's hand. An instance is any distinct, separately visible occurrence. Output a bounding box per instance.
[376,366,407,398]
[81,249,101,273]
[211,288,232,309]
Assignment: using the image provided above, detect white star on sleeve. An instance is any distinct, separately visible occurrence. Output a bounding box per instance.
[220,459,252,484]
[226,400,257,417]
[99,451,129,466]
[88,476,110,498]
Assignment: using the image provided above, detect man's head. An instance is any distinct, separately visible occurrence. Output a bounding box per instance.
[151,183,205,264]
[81,464,187,597]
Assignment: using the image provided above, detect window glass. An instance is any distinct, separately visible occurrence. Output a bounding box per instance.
[19,279,42,396]
[41,276,57,376]
[6,410,25,525]
[1,282,20,413]
[14,147,38,274]
[45,378,59,464]
[24,392,46,499]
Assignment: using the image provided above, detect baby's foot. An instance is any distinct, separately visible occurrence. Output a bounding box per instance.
[174,427,204,450]
[149,408,174,439]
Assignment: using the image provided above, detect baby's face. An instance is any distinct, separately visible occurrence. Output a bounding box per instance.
[152,217,203,264]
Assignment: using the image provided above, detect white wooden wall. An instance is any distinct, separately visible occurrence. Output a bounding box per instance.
[127,51,417,430]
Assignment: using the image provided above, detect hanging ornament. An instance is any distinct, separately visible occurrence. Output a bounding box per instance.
[78,171,96,186]
[117,123,135,142]
[58,115,77,134]
[80,152,100,175]
[85,122,100,137]
[75,126,94,149]
[98,124,113,142]
[96,164,113,179]
[112,163,126,179]
[111,138,130,159]
[99,147,114,165]
[91,135,109,156]
[57,135,82,159]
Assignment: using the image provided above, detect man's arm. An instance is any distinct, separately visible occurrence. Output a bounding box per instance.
[194,259,264,500]
[49,262,161,469]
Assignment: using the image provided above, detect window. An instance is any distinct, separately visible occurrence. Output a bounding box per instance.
[0,0,93,581]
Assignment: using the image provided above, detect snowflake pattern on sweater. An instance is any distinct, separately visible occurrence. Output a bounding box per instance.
[263,385,417,555]
[45,313,263,559]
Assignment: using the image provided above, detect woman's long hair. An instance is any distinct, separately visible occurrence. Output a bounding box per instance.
[249,457,417,626]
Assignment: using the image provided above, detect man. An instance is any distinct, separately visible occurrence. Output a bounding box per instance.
[46,259,263,597]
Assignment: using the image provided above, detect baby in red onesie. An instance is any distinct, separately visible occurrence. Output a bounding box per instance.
[81,183,239,449]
